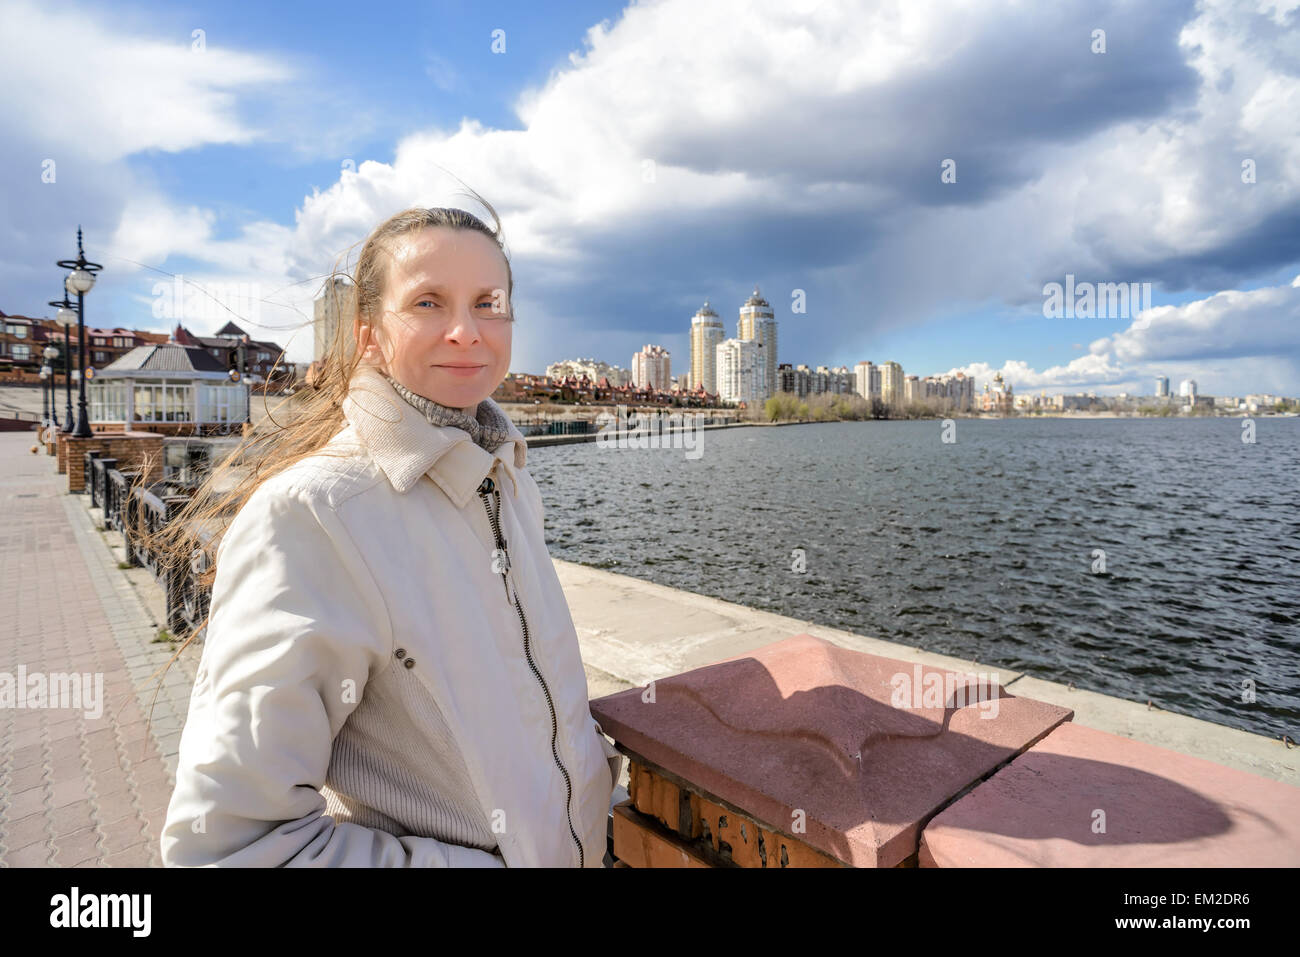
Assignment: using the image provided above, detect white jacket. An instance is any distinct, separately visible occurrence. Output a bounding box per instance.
[160,363,623,867]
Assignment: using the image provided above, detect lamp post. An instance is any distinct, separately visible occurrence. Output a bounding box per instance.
[240,333,252,426]
[41,345,59,429]
[227,366,242,436]
[39,364,51,431]
[49,294,78,433]
[57,227,102,439]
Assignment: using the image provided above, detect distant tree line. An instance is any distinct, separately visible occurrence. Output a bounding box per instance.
[755,391,961,422]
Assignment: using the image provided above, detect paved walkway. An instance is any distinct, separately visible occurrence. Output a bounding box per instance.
[0,432,199,867]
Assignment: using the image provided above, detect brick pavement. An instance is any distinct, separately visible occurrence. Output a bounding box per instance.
[0,432,199,867]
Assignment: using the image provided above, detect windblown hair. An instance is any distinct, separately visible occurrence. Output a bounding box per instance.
[133,187,512,729]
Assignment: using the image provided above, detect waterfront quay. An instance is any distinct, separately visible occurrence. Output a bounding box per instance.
[1,430,1294,868]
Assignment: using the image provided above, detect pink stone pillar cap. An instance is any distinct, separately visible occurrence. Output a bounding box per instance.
[591,633,1071,867]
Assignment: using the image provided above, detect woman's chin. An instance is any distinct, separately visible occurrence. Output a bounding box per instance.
[420,384,488,409]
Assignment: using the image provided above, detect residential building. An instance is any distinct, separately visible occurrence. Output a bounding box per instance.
[880,361,904,407]
[737,286,778,400]
[716,338,764,406]
[690,301,724,395]
[632,344,672,390]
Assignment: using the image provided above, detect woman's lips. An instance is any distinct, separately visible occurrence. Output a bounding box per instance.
[435,364,486,377]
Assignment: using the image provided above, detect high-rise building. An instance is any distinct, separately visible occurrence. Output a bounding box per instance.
[313,277,357,364]
[1178,378,1198,399]
[738,286,778,401]
[922,372,974,411]
[632,344,672,390]
[880,361,904,407]
[716,338,764,406]
[904,375,921,404]
[690,301,724,396]
[1155,375,1170,398]
[854,361,883,401]
[778,363,808,397]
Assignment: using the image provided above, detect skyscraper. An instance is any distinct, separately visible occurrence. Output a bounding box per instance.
[1179,378,1198,400]
[738,286,778,401]
[1156,376,1170,398]
[880,361,904,407]
[690,301,724,396]
[854,361,879,401]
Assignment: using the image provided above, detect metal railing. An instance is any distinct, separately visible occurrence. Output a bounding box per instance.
[92,457,213,640]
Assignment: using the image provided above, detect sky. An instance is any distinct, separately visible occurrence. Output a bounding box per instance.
[2,0,1298,397]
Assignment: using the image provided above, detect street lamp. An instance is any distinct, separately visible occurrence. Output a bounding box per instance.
[49,294,78,433]
[41,344,59,429]
[241,334,252,426]
[57,226,102,439]
[39,364,51,431]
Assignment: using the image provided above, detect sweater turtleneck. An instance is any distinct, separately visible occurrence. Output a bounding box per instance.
[380,371,514,454]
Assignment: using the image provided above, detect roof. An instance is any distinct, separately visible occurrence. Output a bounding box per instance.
[100,343,229,375]
[172,321,281,353]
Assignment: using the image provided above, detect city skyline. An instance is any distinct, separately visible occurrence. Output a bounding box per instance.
[3,0,1298,399]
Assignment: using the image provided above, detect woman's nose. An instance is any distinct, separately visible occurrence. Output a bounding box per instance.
[445,308,482,343]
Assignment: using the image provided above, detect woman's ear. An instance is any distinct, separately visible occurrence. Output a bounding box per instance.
[354,318,384,368]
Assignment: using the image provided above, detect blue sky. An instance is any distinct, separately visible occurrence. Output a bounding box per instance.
[3,0,1299,396]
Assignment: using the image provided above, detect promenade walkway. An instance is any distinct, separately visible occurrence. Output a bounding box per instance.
[0,432,198,867]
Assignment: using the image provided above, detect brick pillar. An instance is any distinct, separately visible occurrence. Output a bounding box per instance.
[613,759,847,868]
[62,436,106,492]
[61,431,164,494]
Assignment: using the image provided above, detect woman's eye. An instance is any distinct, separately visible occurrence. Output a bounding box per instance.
[416,299,439,308]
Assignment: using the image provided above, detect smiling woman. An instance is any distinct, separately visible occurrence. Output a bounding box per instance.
[145,192,623,868]
[354,219,514,412]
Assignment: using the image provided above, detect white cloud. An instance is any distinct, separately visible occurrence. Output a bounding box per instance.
[952,273,1300,394]
[1099,276,1300,363]
[0,0,291,161]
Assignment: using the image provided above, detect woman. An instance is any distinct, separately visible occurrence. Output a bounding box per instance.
[158,200,623,867]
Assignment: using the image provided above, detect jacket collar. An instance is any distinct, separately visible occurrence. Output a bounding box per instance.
[340,363,528,509]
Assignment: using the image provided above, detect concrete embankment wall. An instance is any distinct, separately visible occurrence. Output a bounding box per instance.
[556,559,1296,786]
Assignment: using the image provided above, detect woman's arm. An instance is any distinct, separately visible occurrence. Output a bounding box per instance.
[160,481,504,867]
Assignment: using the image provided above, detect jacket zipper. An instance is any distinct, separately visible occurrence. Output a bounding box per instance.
[477,473,585,868]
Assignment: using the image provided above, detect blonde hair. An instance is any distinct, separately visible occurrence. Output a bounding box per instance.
[135,188,512,732]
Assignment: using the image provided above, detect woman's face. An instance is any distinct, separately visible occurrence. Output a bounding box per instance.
[358,226,512,411]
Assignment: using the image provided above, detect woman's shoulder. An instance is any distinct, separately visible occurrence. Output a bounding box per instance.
[217,436,387,566]
[257,427,387,512]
